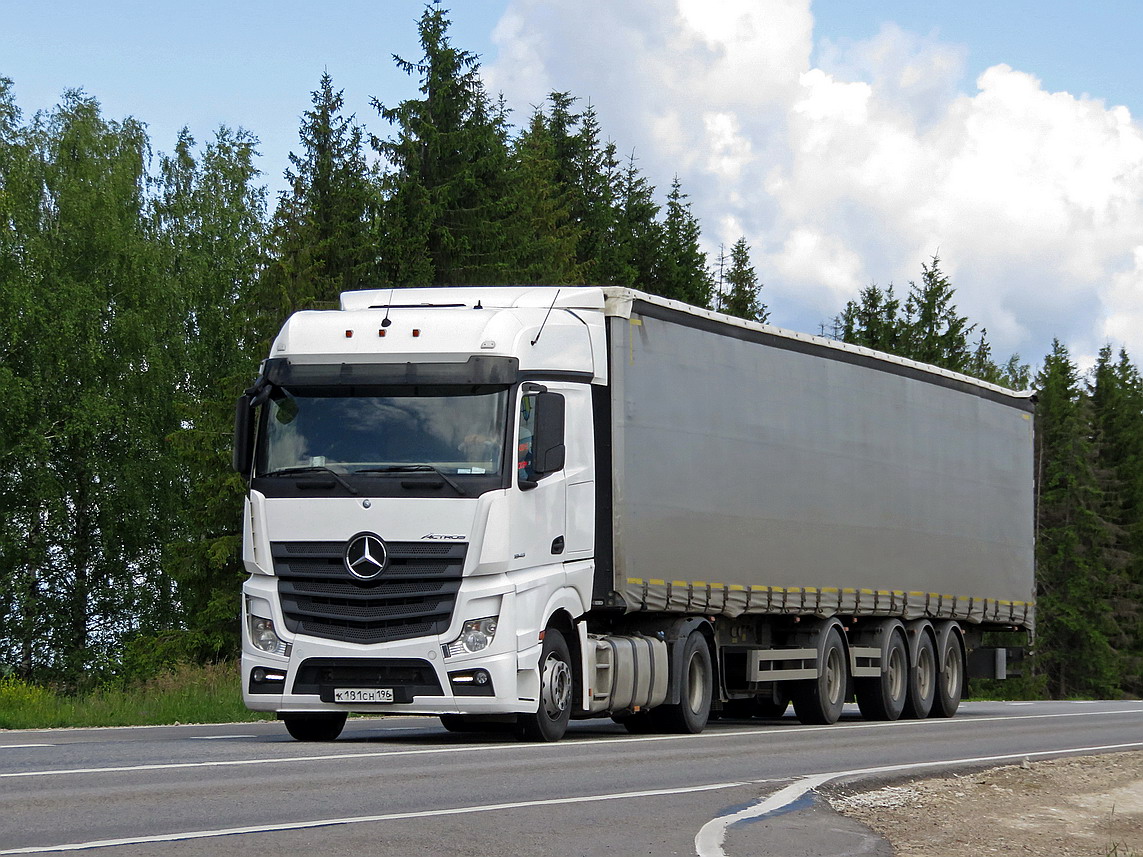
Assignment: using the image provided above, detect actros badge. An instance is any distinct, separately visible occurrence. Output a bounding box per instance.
[344,532,388,580]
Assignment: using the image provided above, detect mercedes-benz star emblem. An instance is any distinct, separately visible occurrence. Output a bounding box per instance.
[344,533,388,580]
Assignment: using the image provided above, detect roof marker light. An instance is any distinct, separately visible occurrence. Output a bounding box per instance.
[412,329,421,337]
[345,330,354,338]
[379,329,386,337]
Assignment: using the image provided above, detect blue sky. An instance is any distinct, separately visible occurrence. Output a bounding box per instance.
[4,1,1142,368]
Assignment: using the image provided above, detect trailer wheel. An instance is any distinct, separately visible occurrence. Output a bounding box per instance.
[903,632,937,719]
[792,625,847,725]
[651,631,712,734]
[932,632,964,718]
[282,712,347,742]
[518,628,574,742]
[855,627,907,721]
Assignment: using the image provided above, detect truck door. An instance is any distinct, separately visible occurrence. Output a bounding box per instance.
[510,385,567,570]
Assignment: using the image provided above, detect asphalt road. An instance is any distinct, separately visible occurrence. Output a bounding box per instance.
[1,700,1141,856]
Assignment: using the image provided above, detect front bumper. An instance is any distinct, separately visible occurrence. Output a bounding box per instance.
[242,574,536,716]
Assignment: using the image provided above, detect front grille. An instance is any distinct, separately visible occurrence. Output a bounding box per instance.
[293,658,444,702]
[271,540,466,645]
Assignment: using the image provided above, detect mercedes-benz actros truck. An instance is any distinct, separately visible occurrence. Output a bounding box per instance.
[234,286,1035,741]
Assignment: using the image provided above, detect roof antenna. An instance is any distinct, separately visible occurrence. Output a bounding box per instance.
[531,289,561,346]
[381,287,394,327]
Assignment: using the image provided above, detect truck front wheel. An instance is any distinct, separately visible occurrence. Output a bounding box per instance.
[518,628,574,742]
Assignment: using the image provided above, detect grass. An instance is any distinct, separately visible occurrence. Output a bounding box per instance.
[0,661,273,730]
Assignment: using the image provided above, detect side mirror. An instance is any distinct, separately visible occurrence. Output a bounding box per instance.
[531,392,566,476]
[232,394,255,477]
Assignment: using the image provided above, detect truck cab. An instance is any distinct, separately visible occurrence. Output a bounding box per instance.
[235,287,608,741]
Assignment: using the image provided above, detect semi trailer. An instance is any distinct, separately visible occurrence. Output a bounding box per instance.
[233,286,1035,741]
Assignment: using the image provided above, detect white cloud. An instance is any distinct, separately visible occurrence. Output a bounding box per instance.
[489,0,1143,366]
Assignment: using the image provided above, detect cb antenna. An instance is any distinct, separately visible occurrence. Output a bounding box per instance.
[531,289,561,346]
[381,287,395,327]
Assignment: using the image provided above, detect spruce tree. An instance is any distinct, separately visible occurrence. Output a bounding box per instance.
[568,103,631,285]
[722,237,767,322]
[834,283,903,353]
[902,256,975,372]
[505,110,583,284]
[261,72,377,323]
[613,152,662,290]
[656,177,711,307]
[372,5,511,286]
[1033,340,1118,698]
[1088,346,1143,695]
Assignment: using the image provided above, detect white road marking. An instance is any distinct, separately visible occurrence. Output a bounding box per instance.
[0,780,750,854]
[693,740,1143,857]
[0,745,52,749]
[188,735,255,740]
[3,705,1140,780]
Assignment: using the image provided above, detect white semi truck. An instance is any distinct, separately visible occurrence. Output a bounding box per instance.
[234,286,1035,741]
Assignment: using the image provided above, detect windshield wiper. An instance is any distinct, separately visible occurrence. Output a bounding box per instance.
[355,464,467,496]
[261,465,359,496]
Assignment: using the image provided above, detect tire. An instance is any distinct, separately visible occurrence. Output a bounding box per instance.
[932,630,965,718]
[518,628,574,742]
[855,627,908,721]
[650,631,713,734]
[282,712,347,742]
[792,625,848,725]
[903,631,937,719]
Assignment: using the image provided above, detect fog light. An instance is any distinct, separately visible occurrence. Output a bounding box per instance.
[448,668,495,695]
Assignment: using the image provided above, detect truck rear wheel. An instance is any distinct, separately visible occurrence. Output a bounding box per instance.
[650,631,712,734]
[282,712,347,742]
[855,627,907,721]
[792,626,847,725]
[903,632,937,719]
[518,628,574,742]
[933,632,964,718]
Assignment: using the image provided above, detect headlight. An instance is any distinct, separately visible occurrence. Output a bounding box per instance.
[248,615,291,656]
[445,617,499,657]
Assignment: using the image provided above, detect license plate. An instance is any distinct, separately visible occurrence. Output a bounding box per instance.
[334,688,394,703]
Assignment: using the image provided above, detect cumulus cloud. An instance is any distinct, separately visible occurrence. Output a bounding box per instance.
[488,0,1143,366]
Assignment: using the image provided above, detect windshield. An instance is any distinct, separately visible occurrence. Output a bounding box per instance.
[254,386,509,478]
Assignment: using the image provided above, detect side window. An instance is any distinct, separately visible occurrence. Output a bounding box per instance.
[517,393,537,482]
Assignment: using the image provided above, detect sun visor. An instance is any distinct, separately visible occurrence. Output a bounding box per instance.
[262,355,520,387]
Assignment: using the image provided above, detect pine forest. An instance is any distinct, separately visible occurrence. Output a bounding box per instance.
[1,7,1140,701]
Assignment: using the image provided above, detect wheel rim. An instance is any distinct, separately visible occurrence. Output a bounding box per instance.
[825,646,844,704]
[917,643,935,700]
[942,643,961,698]
[685,652,707,712]
[887,645,906,701]
[540,653,572,719]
